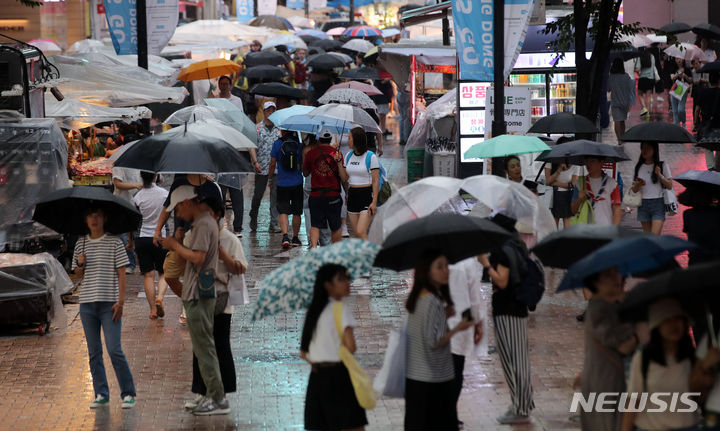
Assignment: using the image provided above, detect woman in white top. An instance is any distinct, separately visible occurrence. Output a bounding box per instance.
[345,126,380,240]
[545,138,579,229]
[300,264,367,431]
[621,298,699,431]
[631,142,673,235]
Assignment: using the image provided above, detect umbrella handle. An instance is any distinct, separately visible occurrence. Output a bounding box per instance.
[707,304,718,348]
[534,162,547,183]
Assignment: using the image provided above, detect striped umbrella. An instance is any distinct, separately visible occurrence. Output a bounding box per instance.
[343,25,382,38]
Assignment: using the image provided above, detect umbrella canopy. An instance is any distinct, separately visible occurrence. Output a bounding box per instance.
[252,239,380,320]
[249,15,294,31]
[698,129,720,151]
[164,105,221,125]
[33,186,141,235]
[700,62,720,73]
[328,51,354,64]
[660,22,692,35]
[556,236,697,292]
[328,81,382,96]
[664,43,704,61]
[67,39,105,54]
[381,28,401,39]
[307,53,346,70]
[309,39,344,51]
[244,50,290,67]
[343,39,374,53]
[343,26,382,38]
[374,214,512,271]
[307,104,382,134]
[463,135,550,159]
[263,34,307,51]
[298,35,319,45]
[307,46,326,56]
[364,46,380,59]
[276,114,357,134]
[242,65,289,81]
[674,169,720,191]
[318,88,376,109]
[693,23,720,40]
[268,105,315,127]
[326,27,346,37]
[177,59,241,82]
[29,39,62,55]
[619,34,653,48]
[163,119,256,150]
[251,82,306,100]
[296,29,330,40]
[531,225,650,268]
[113,129,253,174]
[203,98,258,142]
[527,113,599,134]
[535,139,630,165]
[622,122,696,144]
[340,67,380,81]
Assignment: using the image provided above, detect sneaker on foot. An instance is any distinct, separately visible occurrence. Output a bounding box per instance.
[249,218,258,232]
[341,225,350,238]
[121,395,135,409]
[497,410,529,425]
[640,108,649,117]
[192,397,230,416]
[184,393,204,410]
[270,224,282,233]
[282,234,290,249]
[90,395,109,409]
[291,236,301,247]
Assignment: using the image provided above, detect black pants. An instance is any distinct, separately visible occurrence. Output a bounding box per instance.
[452,354,465,414]
[191,313,236,394]
[220,185,244,233]
[404,378,458,431]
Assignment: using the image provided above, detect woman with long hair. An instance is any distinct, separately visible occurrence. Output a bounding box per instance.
[405,250,473,431]
[635,48,656,117]
[631,142,673,234]
[345,126,380,240]
[301,264,367,431]
[544,137,578,228]
[608,57,635,142]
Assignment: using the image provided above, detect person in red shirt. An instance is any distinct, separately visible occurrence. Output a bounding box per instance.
[302,130,349,248]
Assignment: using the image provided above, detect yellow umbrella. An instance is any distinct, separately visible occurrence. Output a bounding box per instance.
[364,46,379,58]
[177,59,242,82]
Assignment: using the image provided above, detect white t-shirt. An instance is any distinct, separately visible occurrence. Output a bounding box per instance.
[225,94,245,112]
[217,228,249,314]
[696,331,720,412]
[112,167,141,203]
[306,299,356,363]
[636,162,672,200]
[448,258,487,358]
[576,174,621,226]
[551,165,579,191]
[132,184,169,238]
[345,151,380,186]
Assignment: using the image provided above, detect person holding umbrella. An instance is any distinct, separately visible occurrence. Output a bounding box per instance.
[571,156,623,226]
[215,75,245,111]
[678,173,720,266]
[631,142,674,235]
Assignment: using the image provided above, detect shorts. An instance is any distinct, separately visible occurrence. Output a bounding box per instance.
[376,103,389,114]
[611,104,629,122]
[309,194,343,231]
[347,186,373,214]
[637,197,666,222]
[638,77,655,93]
[551,189,574,219]
[163,251,184,279]
[277,184,304,215]
[135,237,168,274]
[304,363,368,430]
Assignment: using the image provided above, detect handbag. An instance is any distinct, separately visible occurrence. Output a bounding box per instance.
[622,188,642,207]
[197,268,216,298]
[664,187,679,215]
[569,177,594,226]
[670,80,690,100]
[228,274,249,305]
[333,302,376,410]
[373,323,407,398]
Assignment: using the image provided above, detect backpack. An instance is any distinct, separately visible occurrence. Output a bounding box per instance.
[345,151,392,205]
[503,240,545,311]
[280,136,301,171]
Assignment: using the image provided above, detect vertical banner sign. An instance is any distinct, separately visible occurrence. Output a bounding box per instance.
[257,0,277,16]
[451,0,494,82]
[286,0,304,10]
[104,0,138,55]
[503,0,536,79]
[147,0,179,55]
[236,0,254,22]
[308,0,327,11]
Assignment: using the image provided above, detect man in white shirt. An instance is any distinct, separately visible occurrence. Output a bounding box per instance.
[571,157,622,226]
[216,76,244,112]
[112,166,142,273]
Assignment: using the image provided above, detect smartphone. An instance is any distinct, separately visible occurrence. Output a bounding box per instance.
[461,308,472,322]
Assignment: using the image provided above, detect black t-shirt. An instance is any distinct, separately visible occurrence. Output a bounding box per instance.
[490,241,529,318]
[698,87,720,129]
[684,207,720,266]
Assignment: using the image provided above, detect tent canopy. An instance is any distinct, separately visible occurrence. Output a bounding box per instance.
[45,98,151,129]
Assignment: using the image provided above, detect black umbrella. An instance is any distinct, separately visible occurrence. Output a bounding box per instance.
[242,65,288,81]
[340,67,380,81]
[299,35,320,45]
[251,82,306,100]
[307,53,346,71]
[693,23,720,40]
[674,169,720,191]
[113,129,253,174]
[527,113,599,134]
[244,51,289,67]
[373,214,512,271]
[698,129,720,151]
[609,45,640,61]
[620,122,696,143]
[531,225,650,269]
[248,15,293,31]
[660,22,692,35]
[309,39,343,52]
[700,61,720,73]
[307,46,326,56]
[535,139,630,165]
[33,186,141,235]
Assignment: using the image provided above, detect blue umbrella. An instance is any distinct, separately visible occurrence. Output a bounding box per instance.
[277,114,354,134]
[203,98,258,142]
[268,105,315,127]
[252,239,380,320]
[556,235,698,292]
[296,29,330,40]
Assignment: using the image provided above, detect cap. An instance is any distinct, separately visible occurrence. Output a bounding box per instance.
[263,101,277,111]
[648,298,688,330]
[166,185,197,213]
[317,128,333,142]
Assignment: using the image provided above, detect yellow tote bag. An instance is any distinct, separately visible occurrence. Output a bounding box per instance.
[333,302,376,410]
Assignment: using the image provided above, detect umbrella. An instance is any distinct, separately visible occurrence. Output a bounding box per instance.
[463,135,550,159]
[113,129,253,174]
[343,39,374,53]
[364,46,380,59]
[340,67,380,81]
[619,34,653,48]
[373,214,512,271]
[527,113,599,134]
[177,59,241,82]
[163,119,257,150]
[308,46,326,56]
[307,104,382,134]
[381,28,401,39]
[664,43,704,61]
[318,88,376,109]
[244,50,290,67]
[299,35,320,45]
[556,236,697,292]
[307,53,346,70]
[700,62,720,73]
[263,34,307,51]
[674,169,720,192]
[249,15,294,31]
[296,29,330,40]
[251,82,306,100]
[327,27,346,37]
[328,51,354,64]
[33,186,141,235]
[329,81,382,96]
[309,39,343,51]
[698,129,720,151]
[609,45,640,61]
[693,23,720,40]
[203,98,258,142]
[268,105,315,127]
[660,22,692,35]
[251,239,380,320]
[242,65,289,81]
[343,26,382,38]
[535,139,630,165]
[531,225,650,268]
[276,114,358,134]
[164,105,223,125]
[28,39,62,55]
[620,122,696,143]
[67,39,105,54]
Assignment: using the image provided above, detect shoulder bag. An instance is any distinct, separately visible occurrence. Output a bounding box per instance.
[569,176,594,226]
[333,301,376,410]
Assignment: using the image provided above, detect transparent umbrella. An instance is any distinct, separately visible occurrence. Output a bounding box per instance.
[164,105,221,124]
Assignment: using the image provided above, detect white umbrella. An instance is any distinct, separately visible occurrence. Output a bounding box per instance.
[619,34,652,48]
[67,39,106,54]
[164,105,222,125]
[342,39,374,53]
[164,119,257,150]
[307,103,381,134]
[381,28,401,39]
[263,34,308,51]
[326,27,346,36]
[288,16,314,29]
[664,43,704,61]
[318,88,376,110]
[28,39,62,55]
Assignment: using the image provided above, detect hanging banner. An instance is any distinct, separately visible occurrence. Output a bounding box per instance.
[503,0,536,79]
[308,0,327,11]
[104,0,138,55]
[236,0,254,22]
[257,0,277,16]
[147,0,178,55]
[287,0,304,9]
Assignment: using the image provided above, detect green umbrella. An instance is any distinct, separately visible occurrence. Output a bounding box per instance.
[463,135,550,159]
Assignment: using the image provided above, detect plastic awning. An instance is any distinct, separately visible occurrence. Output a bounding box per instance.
[45,98,152,130]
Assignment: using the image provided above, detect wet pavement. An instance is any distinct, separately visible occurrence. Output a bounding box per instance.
[0,103,708,430]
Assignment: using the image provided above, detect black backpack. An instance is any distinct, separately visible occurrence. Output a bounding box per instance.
[280,136,301,171]
[503,240,546,311]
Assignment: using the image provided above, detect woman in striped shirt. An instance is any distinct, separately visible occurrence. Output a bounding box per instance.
[72,207,136,409]
[404,250,474,431]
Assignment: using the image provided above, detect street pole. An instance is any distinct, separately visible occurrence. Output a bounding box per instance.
[305,0,309,18]
[442,12,450,46]
[491,0,506,176]
[253,0,258,17]
[137,0,148,70]
[349,0,354,26]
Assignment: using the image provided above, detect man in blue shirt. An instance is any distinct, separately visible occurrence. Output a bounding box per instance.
[268,129,304,248]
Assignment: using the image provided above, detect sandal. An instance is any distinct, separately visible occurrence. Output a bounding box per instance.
[149,313,158,320]
[178,316,186,325]
[156,300,165,318]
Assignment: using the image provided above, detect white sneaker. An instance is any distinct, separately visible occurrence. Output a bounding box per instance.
[89,394,109,409]
[191,396,230,416]
[184,393,204,410]
[121,395,135,409]
[341,224,350,238]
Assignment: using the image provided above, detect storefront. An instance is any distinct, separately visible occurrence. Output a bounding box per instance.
[1,0,89,49]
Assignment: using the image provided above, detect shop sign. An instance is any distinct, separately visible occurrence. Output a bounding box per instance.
[286,0,304,9]
[485,86,532,134]
[459,110,486,136]
[457,81,490,163]
[416,63,456,75]
[458,82,488,108]
[257,0,277,15]
[236,0,253,22]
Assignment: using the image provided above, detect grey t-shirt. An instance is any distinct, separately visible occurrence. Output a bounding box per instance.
[182,212,219,301]
[406,294,455,383]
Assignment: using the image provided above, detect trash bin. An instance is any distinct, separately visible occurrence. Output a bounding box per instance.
[432,151,457,177]
[407,148,425,183]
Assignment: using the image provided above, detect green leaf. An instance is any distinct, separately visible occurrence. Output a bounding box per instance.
[16,0,43,7]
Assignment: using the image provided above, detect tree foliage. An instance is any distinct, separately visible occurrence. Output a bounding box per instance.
[16,0,43,7]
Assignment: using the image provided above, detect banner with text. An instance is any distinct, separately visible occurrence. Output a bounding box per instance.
[485,86,532,134]
[258,0,277,16]
[503,0,536,79]
[147,0,178,55]
[236,0,254,22]
[104,0,138,54]
[287,0,305,9]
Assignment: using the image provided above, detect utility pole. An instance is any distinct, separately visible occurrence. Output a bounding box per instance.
[491,0,506,176]
[253,0,258,16]
[349,0,354,26]
[305,0,309,18]
[137,0,148,70]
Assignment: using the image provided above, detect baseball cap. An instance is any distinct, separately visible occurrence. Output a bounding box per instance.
[166,185,197,213]
[317,128,333,142]
[263,101,277,111]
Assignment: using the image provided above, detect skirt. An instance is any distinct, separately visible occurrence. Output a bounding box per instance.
[551,189,574,219]
[305,363,368,430]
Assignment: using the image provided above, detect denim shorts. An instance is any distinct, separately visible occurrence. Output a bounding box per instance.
[637,197,666,222]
